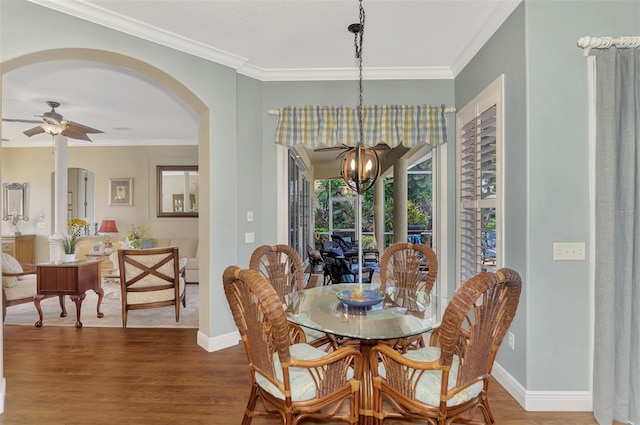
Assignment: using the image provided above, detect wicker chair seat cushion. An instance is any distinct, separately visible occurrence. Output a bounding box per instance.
[255,343,355,402]
[1,253,23,288]
[378,346,483,407]
[3,274,36,301]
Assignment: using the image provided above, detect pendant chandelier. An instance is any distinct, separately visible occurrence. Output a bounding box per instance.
[341,0,380,195]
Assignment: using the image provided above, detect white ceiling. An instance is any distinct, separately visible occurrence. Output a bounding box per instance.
[1,0,521,148]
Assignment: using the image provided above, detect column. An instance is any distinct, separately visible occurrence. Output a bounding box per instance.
[373,178,385,252]
[393,158,408,244]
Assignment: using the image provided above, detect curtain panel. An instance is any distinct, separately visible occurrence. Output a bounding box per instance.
[593,47,640,425]
[274,104,448,148]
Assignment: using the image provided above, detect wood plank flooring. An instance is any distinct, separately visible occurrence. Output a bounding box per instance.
[1,326,598,424]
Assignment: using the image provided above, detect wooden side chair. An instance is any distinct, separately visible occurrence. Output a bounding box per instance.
[370,268,522,424]
[117,246,186,328]
[249,244,337,351]
[379,242,439,351]
[2,252,66,321]
[222,266,362,425]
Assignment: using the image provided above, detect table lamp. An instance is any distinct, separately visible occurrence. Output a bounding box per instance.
[98,220,119,254]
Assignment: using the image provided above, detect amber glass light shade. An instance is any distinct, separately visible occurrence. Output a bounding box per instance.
[341,144,380,194]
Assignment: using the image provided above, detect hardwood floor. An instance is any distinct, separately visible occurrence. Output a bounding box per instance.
[1,326,598,424]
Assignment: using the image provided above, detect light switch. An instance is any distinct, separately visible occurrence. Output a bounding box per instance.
[245,232,255,243]
[247,211,254,222]
[553,242,586,260]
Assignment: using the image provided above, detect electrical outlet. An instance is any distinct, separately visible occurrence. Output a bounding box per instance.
[508,332,515,350]
[245,232,255,243]
[553,242,586,261]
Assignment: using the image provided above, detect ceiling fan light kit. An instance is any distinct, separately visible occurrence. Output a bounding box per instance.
[2,100,104,142]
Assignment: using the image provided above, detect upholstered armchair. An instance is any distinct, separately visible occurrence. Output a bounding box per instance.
[2,253,66,321]
[117,247,186,328]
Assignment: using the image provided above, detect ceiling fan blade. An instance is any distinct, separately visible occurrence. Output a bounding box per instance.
[335,150,349,160]
[372,143,391,151]
[1,138,9,142]
[314,146,347,152]
[65,121,103,134]
[61,129,94,142]
[23,126,46,137]
[2,118,43,124]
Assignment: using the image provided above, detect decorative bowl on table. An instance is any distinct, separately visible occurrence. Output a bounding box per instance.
[337,288,384,307]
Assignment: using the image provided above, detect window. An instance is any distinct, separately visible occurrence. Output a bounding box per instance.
[288,150,310,259]
[456,76,503,284]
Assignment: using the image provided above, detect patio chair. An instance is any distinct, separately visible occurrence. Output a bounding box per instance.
[379,242,439,352]
[249,244,336,350]
[117,246,186,328]
[370,268,522,424]
[321,250,373,285]
[222,266,362,424]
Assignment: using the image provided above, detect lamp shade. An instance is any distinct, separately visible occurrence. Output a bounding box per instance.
[98,220,119,233]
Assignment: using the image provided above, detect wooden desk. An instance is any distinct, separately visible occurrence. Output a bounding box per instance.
[35,260,104,328]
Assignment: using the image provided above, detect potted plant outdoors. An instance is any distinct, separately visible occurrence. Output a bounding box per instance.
[54,232,84,262]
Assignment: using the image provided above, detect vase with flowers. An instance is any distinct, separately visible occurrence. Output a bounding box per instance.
[67,217,89,237]
[123,223,151,249]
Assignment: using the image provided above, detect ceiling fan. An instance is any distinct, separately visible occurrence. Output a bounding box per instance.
[314,142,390,159]
[2,101,103,142]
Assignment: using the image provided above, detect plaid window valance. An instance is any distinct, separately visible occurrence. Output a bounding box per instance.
[273,104,448,149]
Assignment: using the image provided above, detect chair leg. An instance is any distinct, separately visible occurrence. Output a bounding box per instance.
[122,309,128,328]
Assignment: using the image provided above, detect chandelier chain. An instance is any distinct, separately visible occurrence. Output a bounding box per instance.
[356,0,365,145]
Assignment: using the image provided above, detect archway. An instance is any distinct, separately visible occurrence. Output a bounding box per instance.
[1,48,210,338]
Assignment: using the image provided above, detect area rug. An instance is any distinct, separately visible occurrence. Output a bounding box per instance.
[3,282,199,329]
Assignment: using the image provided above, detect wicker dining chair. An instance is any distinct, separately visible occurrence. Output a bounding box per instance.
[370,268,522,425]
[379,242,439,352]
[223,266,362,425]
[249,244,337,351]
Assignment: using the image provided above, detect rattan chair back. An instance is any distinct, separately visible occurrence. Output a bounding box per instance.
[249,244,304,297]
[379,242,438,293]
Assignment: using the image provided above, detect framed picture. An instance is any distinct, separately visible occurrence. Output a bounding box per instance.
[67,192,72,206]
[109,178,133,206]
[89,243,105,255]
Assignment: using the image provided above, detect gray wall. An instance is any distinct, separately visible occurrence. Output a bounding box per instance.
[525,0,638,391]
[455,1,528,384]
[456,0,640,391]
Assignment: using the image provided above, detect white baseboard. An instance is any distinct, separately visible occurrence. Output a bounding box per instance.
[1,377,5,414]
[197,329,240,352]
[492,362,593,412]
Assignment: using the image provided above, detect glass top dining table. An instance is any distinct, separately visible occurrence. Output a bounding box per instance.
[283,283,446,341]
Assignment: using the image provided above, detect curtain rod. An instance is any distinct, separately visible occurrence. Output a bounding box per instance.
[267,106,456,116]
[577,36,640,56]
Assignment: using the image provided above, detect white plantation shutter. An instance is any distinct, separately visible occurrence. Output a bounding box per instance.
[457,77,503,284]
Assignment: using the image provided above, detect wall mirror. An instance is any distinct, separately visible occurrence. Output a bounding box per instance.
[157,165,199,217]
[2,182,29,222]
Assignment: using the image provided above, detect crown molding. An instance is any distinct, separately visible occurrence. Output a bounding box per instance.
[239,65,455,82]
[28,0,455,82]
[28,0,249,70]
[450,0,521,76]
